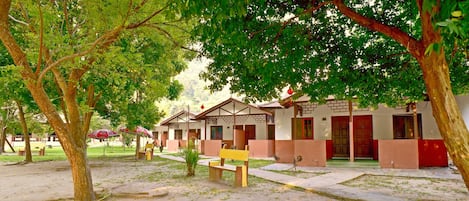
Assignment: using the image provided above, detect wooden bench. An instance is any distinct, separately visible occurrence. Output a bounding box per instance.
[138,143,154,160]
[208,147,249,187]
[18,142,46,156]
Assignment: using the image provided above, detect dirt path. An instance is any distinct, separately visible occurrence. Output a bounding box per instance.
[0,156,337,201]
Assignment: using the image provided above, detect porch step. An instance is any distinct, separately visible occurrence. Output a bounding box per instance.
[327,159,379,168]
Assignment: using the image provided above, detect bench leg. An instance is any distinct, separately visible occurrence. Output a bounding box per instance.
[39,148,45,156]
[209,167,222,182]
[234,166,247,187]
[209,161,222,182]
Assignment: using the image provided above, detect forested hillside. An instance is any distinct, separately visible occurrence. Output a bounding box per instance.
[155,58,235,118]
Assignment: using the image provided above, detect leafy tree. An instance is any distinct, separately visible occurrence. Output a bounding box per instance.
[0,66,40,162]
[177,0,469,189]
[0,1,194,200]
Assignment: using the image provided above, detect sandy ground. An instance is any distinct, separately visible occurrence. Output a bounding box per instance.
[0,156,337,201]
[1,155,468,201]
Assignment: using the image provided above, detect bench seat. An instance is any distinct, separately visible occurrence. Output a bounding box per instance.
[18,142,46,156]
[208,147,249,187]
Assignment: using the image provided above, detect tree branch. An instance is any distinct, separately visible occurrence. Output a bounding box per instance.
[36,0,44,75]
[126,3,169,29]
[62,0,73,36]
[8,15,28,26]
[273,1,333,42]
[249,1,332,40]
[332,0,423,58]
[37,26,124,83]
[146,24,200,53]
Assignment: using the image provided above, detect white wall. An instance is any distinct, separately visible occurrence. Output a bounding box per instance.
[203,115,268,140]
[274,108,294,140]
[456,95,469,128]
[167,122,202,140]
[417,101,441,139]
[272,99,458,140]
[311,105,333,140]
[370,105,394,140]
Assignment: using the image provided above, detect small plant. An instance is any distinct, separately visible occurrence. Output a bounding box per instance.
[183,140,199,176]
[159,145,164,152]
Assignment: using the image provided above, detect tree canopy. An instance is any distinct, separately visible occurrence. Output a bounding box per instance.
[181,1,468,105]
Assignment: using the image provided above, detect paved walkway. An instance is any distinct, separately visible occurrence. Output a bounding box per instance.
[157,154,461,201]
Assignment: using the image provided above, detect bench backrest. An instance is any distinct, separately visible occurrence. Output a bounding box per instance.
[219,149,249,161]
[219,148,249,167]
[144,143,154,150]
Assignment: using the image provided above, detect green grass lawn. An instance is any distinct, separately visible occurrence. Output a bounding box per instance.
[222,158,275,168]
[0,145,136,162]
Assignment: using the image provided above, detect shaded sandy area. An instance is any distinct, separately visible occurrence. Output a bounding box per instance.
[1,154,468,201]
[0,156,336,201]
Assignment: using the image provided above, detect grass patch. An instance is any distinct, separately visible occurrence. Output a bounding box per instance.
[0,145,136,163]
[327,159,379,168]
[269,169,329,179]
[222,158,275,168]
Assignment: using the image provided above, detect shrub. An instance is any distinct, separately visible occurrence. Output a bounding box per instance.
[183,140,199,176]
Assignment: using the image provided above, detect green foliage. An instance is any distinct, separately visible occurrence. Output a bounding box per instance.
[180,0,467,106]
[3,0,196,130]
[182,140,199,176]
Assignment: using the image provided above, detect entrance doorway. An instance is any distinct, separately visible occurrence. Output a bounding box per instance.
[161,132,168,147]
[245,125,256,148]
[331,115,373,158]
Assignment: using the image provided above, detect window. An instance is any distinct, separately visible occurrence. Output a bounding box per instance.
[153,132,158,140]
[268,125,275,140]
[210,126,223,140]
[292,118,314,139]
[175,129,183,140]
[393,114,422,139]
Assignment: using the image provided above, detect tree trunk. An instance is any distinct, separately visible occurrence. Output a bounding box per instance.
[136,135,141,159]
[418,50,469,189]
[16,100,32,163]
[0,126,6,153]
[66,142,95,200]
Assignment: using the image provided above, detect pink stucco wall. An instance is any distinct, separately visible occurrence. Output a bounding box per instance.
[379,139,419,169]
[167,140,180,152]
[248,140,275,157]
[294,140,326,167]
[204,140,222,156]
[275,140,294,163]
[274,140,326,166]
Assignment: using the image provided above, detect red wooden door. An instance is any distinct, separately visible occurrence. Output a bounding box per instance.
[353,115,373,158]
[332,115,373,158]
[161,132,168,147]
[245,125,256,149]
[332,116,349,157]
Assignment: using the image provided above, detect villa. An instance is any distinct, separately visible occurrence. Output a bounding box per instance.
[154,95,469,169]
